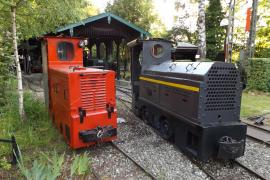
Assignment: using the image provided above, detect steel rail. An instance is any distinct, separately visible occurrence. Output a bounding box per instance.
[245,124,270,147]
[116,85,132,91]
[116,88,267,179]
[187,158,218,180]
[116,87,132,98]
[234,160,266,180]
[91,169,101,180]
[110,141,157,180]
[115,98,157,179]
[116,97,218,180]
[245,123,270,134]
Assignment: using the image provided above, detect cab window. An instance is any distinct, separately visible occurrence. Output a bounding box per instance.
[151,44,164,58]
[57,42,74,61]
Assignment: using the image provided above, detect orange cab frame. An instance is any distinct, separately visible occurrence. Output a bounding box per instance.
[42,37,117,148]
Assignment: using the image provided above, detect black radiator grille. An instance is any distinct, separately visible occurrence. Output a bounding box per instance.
[205,66,238,111]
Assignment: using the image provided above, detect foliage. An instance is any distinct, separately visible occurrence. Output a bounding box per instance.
[0,79,66,157]
[169,0,198,43]
[166,27,198,44]
[105,0,157,32]
[241,92,270,117]
[0,157,11,170]
[70,153,91,176]
[0,82,93,178]
[18,151,64,180]
[205,0,225,60]
[254,0,270,58]
[0,0,100,126]
[0,37,13,106]
[255,21,270,58]
[150,18,168,38]
[0,0,98,40]
[246,58,270,92]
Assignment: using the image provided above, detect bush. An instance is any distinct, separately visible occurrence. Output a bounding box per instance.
[247,58,270,92]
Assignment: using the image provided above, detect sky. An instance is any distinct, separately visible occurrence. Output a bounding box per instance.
[91,0,254,33]
[91,0,179,30]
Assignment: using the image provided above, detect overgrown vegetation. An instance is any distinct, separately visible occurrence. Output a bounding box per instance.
[246,58,270,92]
[0,80,92,179]
[18,151,64,180]
[16,150,91,179]
[0,80,66,157]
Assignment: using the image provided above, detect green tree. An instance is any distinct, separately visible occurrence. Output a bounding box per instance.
[166,27,198,44]
[105,0,156,32]
[150,18,168,38]
[205,0,225,60]
[255,0,270,58]
[169,0,198,43]
[0,0,98,120]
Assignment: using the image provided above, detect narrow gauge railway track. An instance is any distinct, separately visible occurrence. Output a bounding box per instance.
[117,86,270,146]
[244,122,270,147]
[91,169,101,180]
[110,141,157,179]
[89,141,155,180]
[233,160,266,180]
[116,89,266,180]
[116,85,132,91]
[116,87,132,97]
[116,94,218,180]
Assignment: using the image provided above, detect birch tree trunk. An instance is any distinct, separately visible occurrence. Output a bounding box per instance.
[11,6,25,121]
[197,0,206,59]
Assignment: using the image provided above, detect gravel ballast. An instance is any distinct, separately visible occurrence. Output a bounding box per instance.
[88,143,151,179]
[116,90,263,179]
[237,139,270,179]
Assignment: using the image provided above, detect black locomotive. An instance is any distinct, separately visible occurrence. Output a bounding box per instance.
[128,39,247,161]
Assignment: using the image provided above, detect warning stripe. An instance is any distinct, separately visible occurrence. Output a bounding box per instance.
[139,76,200,92]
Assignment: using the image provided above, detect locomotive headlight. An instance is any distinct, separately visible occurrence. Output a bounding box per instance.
[78,40,85,48]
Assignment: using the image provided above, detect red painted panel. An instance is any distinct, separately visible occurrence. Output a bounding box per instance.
[45,37,117,149]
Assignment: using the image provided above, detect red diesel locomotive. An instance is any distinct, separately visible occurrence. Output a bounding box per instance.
[42,37,117,149]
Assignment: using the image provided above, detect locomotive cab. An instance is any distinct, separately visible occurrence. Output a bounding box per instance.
[42,37,117,149]
[128,38,247,161]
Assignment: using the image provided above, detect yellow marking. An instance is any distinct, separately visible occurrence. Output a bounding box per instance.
[139,76,200,92]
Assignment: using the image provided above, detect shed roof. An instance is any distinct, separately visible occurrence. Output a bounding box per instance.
[57,13,150,39]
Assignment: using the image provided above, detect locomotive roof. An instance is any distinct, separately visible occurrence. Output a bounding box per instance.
[49,66,110,75]
[127,38,173,47]
[56,13,150,39]
[147,61,215,76]
[175,42,198,49]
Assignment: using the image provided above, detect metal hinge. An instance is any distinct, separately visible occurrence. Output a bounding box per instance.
[106,104,114,119]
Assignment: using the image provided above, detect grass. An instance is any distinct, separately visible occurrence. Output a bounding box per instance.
[0,80,67,178]
[0,90,66,158]
[241,91,270,117]
[0,79,92,179]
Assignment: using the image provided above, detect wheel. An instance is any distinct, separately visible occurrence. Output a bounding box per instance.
[132,104,140,117]
[142,108,150,124]
[159,118,173,141]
